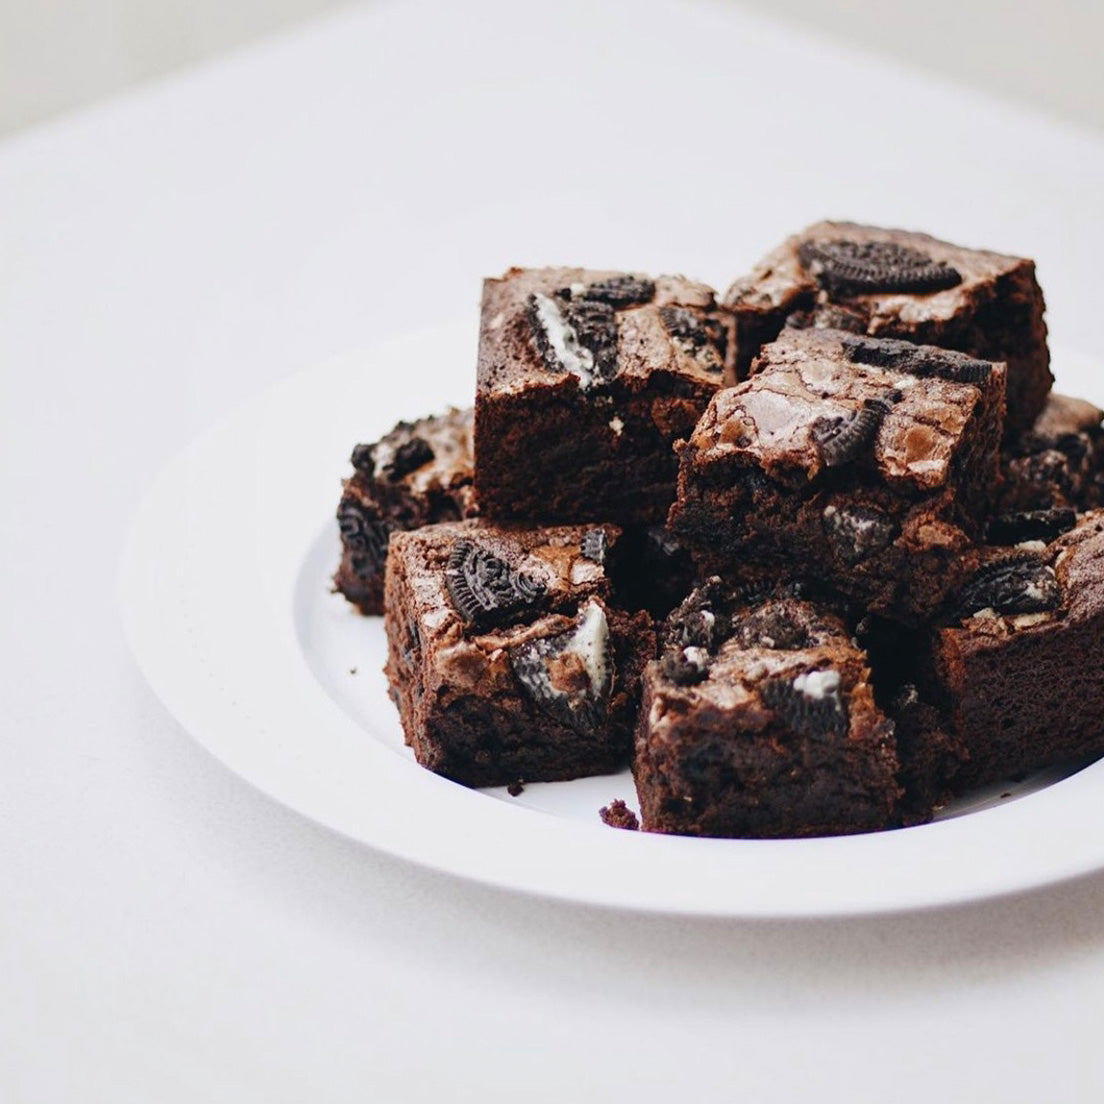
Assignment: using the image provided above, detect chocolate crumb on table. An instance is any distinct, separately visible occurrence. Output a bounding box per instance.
[599,799,639,830]
[334,408,477,615]
[474,267,736,526]
[668,328,1007,624]
[723,220,1051,431]
[383,519,655,788]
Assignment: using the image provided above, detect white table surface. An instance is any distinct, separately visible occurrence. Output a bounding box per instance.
[5,1,1104,1100]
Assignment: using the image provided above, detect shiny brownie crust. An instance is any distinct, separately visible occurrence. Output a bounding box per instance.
[474,267,735,526]
[384,519,654,787]
[668,329,1007,624]
[724,221,1050,432]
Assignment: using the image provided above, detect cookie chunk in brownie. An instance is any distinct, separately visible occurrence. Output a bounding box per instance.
[384,519,654,787]
[724,221,1050,430]
[474,267,735,526]
[633,581,901,838]
[668,329,1007,623]
[912,512,1104,791]
[992,394,1104,539]
[334,408,476,614]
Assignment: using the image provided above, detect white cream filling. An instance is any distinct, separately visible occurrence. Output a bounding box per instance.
[532,292,595,388]
[563,600,610,693]
[1011,611,1055,629]
[370,440,394,472]
[793,668,840,700]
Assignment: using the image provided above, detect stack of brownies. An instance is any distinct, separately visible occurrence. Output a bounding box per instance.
[334,221,1104,838]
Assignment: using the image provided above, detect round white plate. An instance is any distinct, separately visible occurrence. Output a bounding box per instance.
[120,322,1104,917]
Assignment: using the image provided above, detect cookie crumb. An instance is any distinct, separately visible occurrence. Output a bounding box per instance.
[599,799,639,830]
[507,780,525,796]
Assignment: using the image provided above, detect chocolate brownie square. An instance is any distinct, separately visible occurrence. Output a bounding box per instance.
[912,511,1104,791]
[334,408,476,614]
[384,519,654,787]
[474,267,735,525]
[633,581,901,838]
[724,221,1050,431]
[668,329,1007,623]
[993,393,1104,535]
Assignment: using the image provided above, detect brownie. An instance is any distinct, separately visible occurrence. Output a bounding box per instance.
[633,581,901,837]
[910,511,1104,791]
[384,519,655,787]
[668,328,1007,623]
[993,393,1104,533]
[473,267,735,525]
[724,221,1050,431]
[334,408,476,614]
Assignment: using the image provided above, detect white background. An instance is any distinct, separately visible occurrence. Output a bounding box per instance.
[5,0,1104,1099]
[3,0,1104,135]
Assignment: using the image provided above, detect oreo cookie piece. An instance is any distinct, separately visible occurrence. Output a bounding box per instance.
[663,579,729,652]
[337,497,390,575]
[578,275,655,308]
[659,645,711,686]
[798,239,962,297]
[822,503,899,565]
[580,528,608,565]
[349,441,376,478]
[760,668,849,739]
[527,292,618,387]
[953,554,1061,618]
[445,540,546,628]
[730,602,815,651]
[811,398,889,468]
[986,507,1077,546]
[508,601,614,733]
[351,426,438,481]
[842,335,992,385]
[382,436,435,480]
[660,305,728,372]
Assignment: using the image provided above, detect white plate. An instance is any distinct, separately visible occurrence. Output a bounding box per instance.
[120,321,1104,917]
